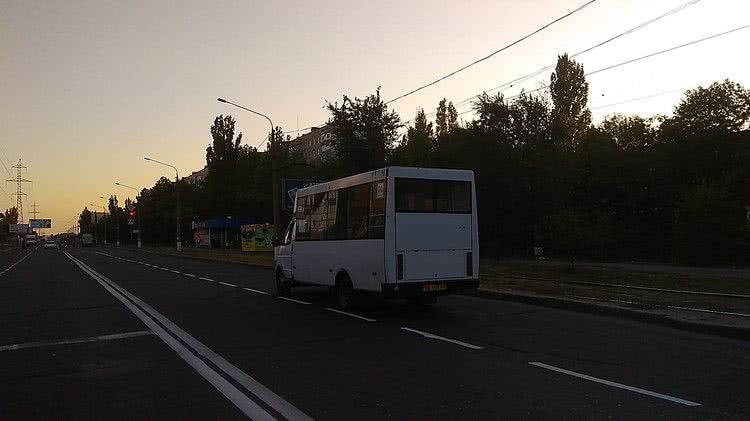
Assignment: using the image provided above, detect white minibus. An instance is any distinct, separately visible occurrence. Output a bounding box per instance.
[274,167,479,308]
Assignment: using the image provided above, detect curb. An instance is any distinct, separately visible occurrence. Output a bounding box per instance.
[464,288,750,341]
[502,274,750,299]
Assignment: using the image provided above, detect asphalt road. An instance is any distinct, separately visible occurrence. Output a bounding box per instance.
[1,246,749,420]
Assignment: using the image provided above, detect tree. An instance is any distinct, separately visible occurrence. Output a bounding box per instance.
[600,114,656,150]
[326,87,401,174]
[473,92,513,144]
[510,92,552,150]
[672,181,746,265]
[664,80,750,137]
[395,108,434,167]
[435,98,448,138]
[205,115,243,216]
[447,101,459,131]
[3,208,18,225]
[78,207,92,235]
[550,54,591,149]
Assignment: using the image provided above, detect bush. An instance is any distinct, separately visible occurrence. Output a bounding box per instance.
[672,182,746,265]
[534,208,616,260]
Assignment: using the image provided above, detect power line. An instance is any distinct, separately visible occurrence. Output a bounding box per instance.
[0,145,11,176]
[590,87,691,110]
[449,23,750,119]
[587,23,750,77]
[384,0,601,105]
[454,0,704,107]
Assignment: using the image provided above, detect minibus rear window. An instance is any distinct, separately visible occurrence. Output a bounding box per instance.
[395,178,472,214]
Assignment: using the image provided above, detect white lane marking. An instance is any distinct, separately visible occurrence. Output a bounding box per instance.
[184,274,197,278]
[0,249,35,277]
[667,305,750,318]
[158,267,169,271]
[170,270,182,274]
[199,276,216,282]
[400,327,483,350]
[325,308,376,322]
[242,287,268,295]
[529,362,701,407]
[0,330,153,352]
[277,296,311,305]
[219,281,238,287]
[64,252,313,421]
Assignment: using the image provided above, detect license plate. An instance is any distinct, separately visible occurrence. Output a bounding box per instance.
[423,283,447,292]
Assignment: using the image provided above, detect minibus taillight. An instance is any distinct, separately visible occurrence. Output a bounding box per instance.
[397,254,404,280]
[467,252,473,277]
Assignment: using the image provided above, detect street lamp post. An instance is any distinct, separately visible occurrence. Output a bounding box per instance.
[116,182,142,248]
[144,157,181,252]
[217,97,281,237]
[89,203,107,246]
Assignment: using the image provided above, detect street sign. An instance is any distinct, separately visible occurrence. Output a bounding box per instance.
[29,219,52,229]
[281,179,323,210]
[127,203,136,212]
[128,219,134,226]
[132,229,139,234]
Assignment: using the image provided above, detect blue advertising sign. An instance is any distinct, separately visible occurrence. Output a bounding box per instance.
[281,179,322,210]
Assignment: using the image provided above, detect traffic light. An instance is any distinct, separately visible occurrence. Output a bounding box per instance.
[129,210,136,218]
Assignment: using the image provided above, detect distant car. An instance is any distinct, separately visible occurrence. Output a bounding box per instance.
[81,233,94,246]
[43,240,59,249]
[25,237,38,247]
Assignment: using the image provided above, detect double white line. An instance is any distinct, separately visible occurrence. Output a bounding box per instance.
[64,251,312,421]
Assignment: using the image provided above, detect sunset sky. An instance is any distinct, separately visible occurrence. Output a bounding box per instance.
[2,0,748,233]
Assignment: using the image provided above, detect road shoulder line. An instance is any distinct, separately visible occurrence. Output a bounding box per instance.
[324,308,376,322]
[0,330,153,352]
[400,327,483,350]
[0,249,35,277]
[529,361,701,407]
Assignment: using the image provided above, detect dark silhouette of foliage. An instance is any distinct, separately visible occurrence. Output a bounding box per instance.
[326,87,401,174]
[550,54,591,149]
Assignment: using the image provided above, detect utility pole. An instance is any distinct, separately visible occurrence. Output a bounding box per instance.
[7,160,31,223]
[30,201,41,236]
[30,202,40,220]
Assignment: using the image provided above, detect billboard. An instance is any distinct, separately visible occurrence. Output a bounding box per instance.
[241,224,273,252]
[281,179,322,210]
[194,228,210,248]
[29,219,52,229]
[9,224,29,234]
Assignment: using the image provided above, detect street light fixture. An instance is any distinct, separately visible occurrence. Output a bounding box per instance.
[217,97,281,237]
[144,157,182,252]
[116,182,142,248]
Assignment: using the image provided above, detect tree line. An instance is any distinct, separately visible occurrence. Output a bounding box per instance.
[78,54,750,265]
